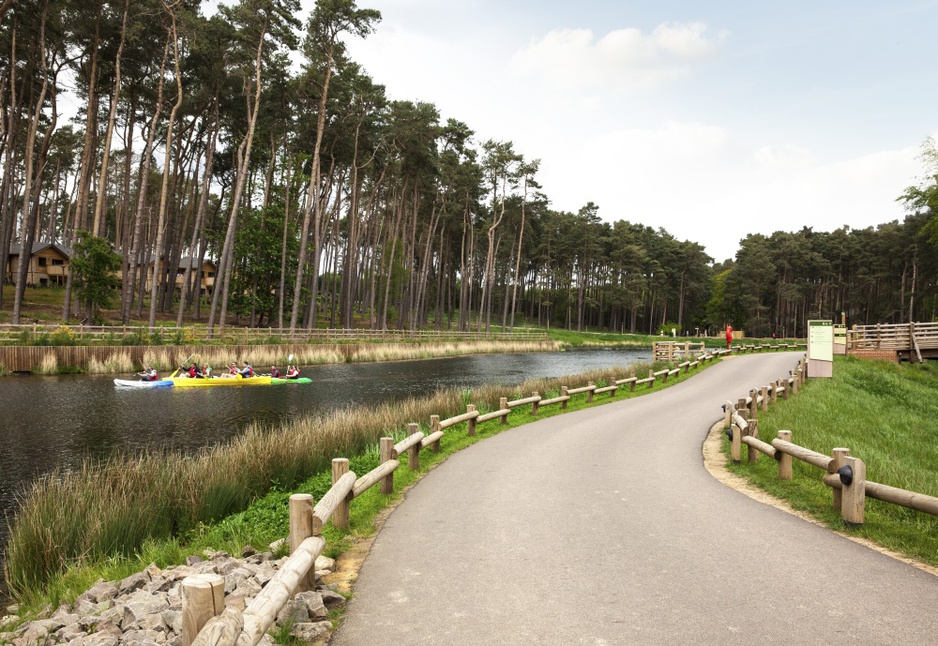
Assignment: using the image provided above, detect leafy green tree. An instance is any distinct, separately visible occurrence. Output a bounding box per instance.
[72,233,122,322]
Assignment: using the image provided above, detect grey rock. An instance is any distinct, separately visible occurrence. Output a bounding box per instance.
[289,622,331,642]
[159,610,181,636]
[78,583,119,606]
[256,635,274,646]
[313,556,335,573]
[68,634,120,646]
[117,573,149,596]
[318,589,346,609]
[234,577,262,599]
[6,604,21,615]
[213,559,241,577]
[56,624,88,643]
[295,592,327,620]
[183,556,201,567]
[275,600,308,626]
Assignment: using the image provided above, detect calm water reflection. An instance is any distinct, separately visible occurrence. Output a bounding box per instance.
[0,348,649,547]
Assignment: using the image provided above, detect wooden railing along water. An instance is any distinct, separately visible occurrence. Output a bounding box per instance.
[847,322,938,362]
[179,350,736,646]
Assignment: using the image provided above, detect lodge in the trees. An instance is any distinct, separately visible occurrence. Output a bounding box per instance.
[4,242,72,287]
[5,244,217,295]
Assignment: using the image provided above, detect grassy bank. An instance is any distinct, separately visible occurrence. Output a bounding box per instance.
[5,356,705,609]
[723,355,938,566]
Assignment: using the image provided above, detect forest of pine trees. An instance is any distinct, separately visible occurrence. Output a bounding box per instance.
[2,0,937,339]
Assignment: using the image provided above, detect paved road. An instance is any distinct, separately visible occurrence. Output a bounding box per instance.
[331,353,938,645]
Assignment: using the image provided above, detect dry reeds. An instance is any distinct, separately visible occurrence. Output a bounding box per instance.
[87,351,133,374]
[2,360,646,598]
[36,353,58,375]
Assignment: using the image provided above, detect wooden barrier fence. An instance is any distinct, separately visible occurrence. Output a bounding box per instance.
[182,350,722,646]
[0,323,547,347]
[724,357,938,526]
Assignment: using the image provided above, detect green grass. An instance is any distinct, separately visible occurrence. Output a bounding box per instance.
[4,356,707,614]
[724,355,938,566]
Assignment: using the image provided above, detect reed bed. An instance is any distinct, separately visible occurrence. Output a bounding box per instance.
[86,351,134,374]
[36,354,58,375]
[2,360,647,598]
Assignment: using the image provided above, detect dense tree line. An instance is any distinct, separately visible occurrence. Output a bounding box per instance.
[1,0,936,336]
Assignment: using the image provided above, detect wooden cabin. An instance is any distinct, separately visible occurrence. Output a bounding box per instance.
[4,242,71,286]
[138,256,217,295]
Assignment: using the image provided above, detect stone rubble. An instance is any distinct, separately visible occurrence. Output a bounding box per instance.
[0,547,345,646]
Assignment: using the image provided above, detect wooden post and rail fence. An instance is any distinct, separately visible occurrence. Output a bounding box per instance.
[181,350,726,646]
[653,340,806,363]
[723,357,938,526]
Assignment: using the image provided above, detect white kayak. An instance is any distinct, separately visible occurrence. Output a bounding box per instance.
[114,378,173,389]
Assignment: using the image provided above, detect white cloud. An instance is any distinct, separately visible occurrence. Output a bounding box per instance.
[510,23,727,92]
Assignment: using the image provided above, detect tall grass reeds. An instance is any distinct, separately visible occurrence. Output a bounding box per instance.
[3,361,648,599]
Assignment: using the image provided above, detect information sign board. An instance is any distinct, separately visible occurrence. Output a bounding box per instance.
[807,320,833,377]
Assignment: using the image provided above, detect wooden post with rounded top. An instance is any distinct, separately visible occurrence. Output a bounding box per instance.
[841,456,866,525]
[466,405,477,436]
[380,437,395,494]
[561,386,569,409]
[181,574,224,646]
[724,400,733,429]
[430,415,442,452]
[587,382,595,403]
[760,385,769,412]
[332,458,350,530]
[770,382,778,405]
[531,392,539,415]
[500,397,509,424]
[831,448,850,511]
[777,430,793,480]
[407,423,420,469]
[746,418,760,463]
[289,493,315,591]
[748,390,758,419]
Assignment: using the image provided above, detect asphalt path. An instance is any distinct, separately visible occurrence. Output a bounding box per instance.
[331,353,938,645]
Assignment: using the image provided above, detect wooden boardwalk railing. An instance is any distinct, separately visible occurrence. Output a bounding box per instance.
[182,351,723,646]
[847,322,938,362]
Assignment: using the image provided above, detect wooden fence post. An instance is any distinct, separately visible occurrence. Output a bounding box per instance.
[587,382,595,403]
[430,415,442,452]
[777,430,792,480]
[748,390,758,419]
[746,418,760,464]
[531,392,539,415]
[407,423,420,469]
[289,493,315,591]
[500,397,509,424]
[648,369,655,388]
[779,379,789,400]
[380,437,395,494]
[561,386,569,409]
[731,419,742,464]
[723,400,733,429]
[770,382,778,405]
[181,574,224,646]
[840,456,866,525]
[466,405,477,436]
[332,458,350,530]
[831,448,850,512]
[760,385,769,412]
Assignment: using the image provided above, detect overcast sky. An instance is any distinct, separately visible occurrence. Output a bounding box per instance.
[305,0,937,263]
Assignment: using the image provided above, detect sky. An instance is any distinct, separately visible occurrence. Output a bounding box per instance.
[293,0,938,263]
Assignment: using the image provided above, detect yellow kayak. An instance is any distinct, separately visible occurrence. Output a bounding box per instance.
[167,374,272,388]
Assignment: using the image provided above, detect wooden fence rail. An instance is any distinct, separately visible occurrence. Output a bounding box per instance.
[183,349,722,646]
[0,323,548,346]
[724,356,938,526]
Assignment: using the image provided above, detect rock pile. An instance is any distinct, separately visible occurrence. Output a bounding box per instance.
[0,548,345,646]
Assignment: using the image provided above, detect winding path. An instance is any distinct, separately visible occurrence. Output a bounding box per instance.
[331,353,938,645]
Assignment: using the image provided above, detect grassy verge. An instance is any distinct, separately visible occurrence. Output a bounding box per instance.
[4,357,710,614]
[723,355,938,566]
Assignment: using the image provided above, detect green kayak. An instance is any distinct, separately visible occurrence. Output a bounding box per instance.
[271,377,312,384]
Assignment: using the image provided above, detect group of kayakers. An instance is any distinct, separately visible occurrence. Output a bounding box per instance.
[144,360,302,380]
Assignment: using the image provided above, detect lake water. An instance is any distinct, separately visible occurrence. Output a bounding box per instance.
[0,347,650,560]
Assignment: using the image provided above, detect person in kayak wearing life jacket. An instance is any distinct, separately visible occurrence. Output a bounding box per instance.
[238,361,254,377]
[138,367,158,381]
[270,365,280,378]
[186,362,203,378]
[285,364,300,379]
[202,364,212,378]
